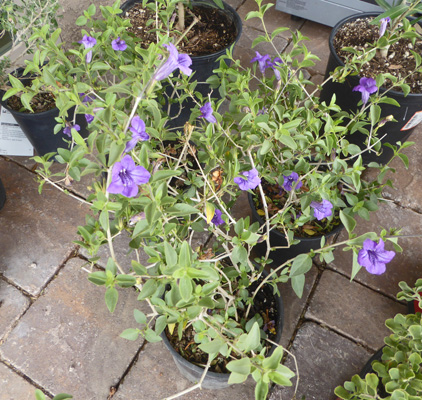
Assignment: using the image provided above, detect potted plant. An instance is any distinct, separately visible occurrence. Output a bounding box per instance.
[335,280,422,399]
[31,0,402,398]
[0,0,90,157]
[320,0,422,165]
[118,0,242,127]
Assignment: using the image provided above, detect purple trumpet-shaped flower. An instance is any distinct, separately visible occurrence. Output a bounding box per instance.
[269,56,283,80]
[251,51,272,74]
[63,124,80,137]
[353,77,378,105]
[112,37,127,51]
[107,155,151,198]
[358,239,395,275]
[154,43,192,81]
[85,114,94,124]
[379,17,391,38]
[234,168,261,191]
[79,35,97,63]
[310,199,333,220]
[125,116,150,152]
[282,172,303,192]
[211,208,225,226]
[199,102,217,124]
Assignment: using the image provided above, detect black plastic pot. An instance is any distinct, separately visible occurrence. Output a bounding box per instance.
[160,272,284,389]
[0,177,6,211]
[320,12,422,165]
[1,69,88,157]
[121,0,242,128]
[358,347,388,398]
[248,193,344,266]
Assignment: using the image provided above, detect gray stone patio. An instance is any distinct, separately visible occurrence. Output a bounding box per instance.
[1,0,421,399]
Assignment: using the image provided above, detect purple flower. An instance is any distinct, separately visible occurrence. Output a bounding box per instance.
[63,124,81,137]
[154,43,192,81]
[251,51,272,74]
[112,37,127,51]
[234,168,261,191]
[257,107,268,116]
[125,116,150,152]
[107,155,151,198]
[353,77,378,105]
[282,172,303,192]
[79,35,97,63]
[199,102,217,124]
[211,208,224,226]
[310,199,333,220]
[79,93,94,104]
[379,17,391,38]
[269,57,283,80]
[358,239,395,275]
[85,114,94,124]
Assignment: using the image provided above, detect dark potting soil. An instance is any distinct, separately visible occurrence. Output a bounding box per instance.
[253,180,341,238]
[7,90,56,113]
[333,17,422,93]
[165,277,279,373]
[124,3,237,56]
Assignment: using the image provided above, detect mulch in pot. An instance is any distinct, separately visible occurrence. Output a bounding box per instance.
[333,16,422,93]
[124,2,238,56]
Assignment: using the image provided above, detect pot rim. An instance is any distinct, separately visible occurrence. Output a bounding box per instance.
[247,192,344,243]
[328,11,422,98]
[120,0,242,61]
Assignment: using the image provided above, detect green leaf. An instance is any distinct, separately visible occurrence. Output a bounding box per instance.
[340,210,356,234]
[105,287,119,313]
[120,328,139,341]
[164,241,178,267]
[116,274,136,288]
[289,254,312,277]
[179,276,193,301]
[350,251,362,281]
[255,379,269,400]
[228,371,249,384]
[166,204,199,216]
[151,169,182,182]
[155,315,167,334]
[35,390,46,400]
[334,386,353,399]
[178,241,192,269]
[370,105,381,126]
[238,322,261,352]
[134,309,147,324]
[291,274,305,298]
[52,395,73,400]
[90,62,111,71]
[268,370,293,386]
[262,346,284,370]
[108,142,125,167]
[138,279,157,300]
[199,338,224,354]
[226,358,252,375]
[144,328,162,342]
[88,271,107,286]
[75,15,87,25]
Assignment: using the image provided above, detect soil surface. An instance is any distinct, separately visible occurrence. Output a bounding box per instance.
[124,2,238,56]
[333,16,422,93]
[7,91,56,113]
[165,276,279,373]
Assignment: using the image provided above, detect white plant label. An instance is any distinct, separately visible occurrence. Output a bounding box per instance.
[0,106,33,156]
[401,110,422,131]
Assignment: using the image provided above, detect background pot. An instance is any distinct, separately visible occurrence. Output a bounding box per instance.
[1,69,88,157]
[121,0,242,128]
[248,193,344,266]
[160,272,284,389]
[0,177,6,211]
[320,12,422,165]
[359,347,388,398]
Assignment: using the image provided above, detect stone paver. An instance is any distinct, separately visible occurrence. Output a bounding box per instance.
[269,322,373,400]
[0,362,49,400]
[329,201,422,299]
[306,270,407,350]
[0,280,30,341]
[0,158,89,296]
[114,340,256,400]
[0,258,146,399]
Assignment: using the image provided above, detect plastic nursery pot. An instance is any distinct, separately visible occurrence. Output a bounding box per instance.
[160,271,284,389]
[0,68,88,157]
[121,0,243,128]
[0,177,6,211]
[248,193,344,267]
[320,12,422,165]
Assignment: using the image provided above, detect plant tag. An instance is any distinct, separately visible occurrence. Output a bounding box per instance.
[401,110,422,131]
[0,106,33,156]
